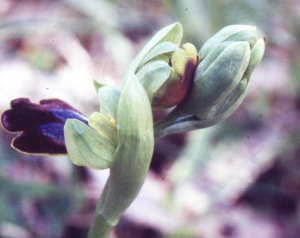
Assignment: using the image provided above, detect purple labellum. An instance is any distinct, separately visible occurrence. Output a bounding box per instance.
[1,98,88,155]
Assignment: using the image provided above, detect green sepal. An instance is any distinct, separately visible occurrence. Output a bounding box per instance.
[136,61,171,102]
[180,41,251,117]
[121,22,182,88]
[64,119,117,170]
[138,42,179,68]
[101,74,154,225]
[198,77,250,119]
[147,54,170,64]
[98,86,121,120]
[198,41,233,70]
[244,38,265,78]
[225,30,258,48]
[200,25,255,58]
[93,79,106,93]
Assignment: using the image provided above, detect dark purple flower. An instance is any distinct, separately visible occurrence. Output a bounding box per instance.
[1,98,88,155]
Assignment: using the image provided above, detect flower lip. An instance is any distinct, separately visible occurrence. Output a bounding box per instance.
[1,98,88,155]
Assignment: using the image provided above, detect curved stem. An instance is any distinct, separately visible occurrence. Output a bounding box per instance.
[88,179,115,238]
[154,107,186,138]
[154,103,239,138]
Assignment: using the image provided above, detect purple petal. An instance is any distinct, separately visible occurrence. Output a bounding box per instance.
[1,98,88,155]
[12,128,68,155]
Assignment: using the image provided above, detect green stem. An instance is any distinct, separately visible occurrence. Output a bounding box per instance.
[88,179,116,238]
[88,215,113,238]
[154,107,186,138]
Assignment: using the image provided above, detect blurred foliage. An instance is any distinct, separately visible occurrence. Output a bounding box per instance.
[0,175,84,235]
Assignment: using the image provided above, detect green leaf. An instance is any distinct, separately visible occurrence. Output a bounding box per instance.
[136,61,171,102]
[101,74,154,224]
[121,22,182,88]
[138,42,178,67]
[64,119,117,170]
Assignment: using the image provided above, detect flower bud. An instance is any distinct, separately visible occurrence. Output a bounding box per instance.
[122,22,199,109]
[137,42,199,109]
[154,25,265,137]
[199,25,256,58]
[177,25,265,119]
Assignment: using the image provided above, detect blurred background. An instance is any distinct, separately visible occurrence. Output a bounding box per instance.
[0,0,300,237]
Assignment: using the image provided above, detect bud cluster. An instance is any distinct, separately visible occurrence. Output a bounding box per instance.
[154,24,265,137]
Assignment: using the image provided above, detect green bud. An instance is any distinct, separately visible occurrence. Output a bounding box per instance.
[136,60,171,103]
[200,25,256,58]
[180,41,251,118]
[179,25,264,119]
[122,22,200,109]
[194,37,265,121]
[138,41,179,68]
[137,42,199,109]
[154,25,265,137]
[122,22,183,88]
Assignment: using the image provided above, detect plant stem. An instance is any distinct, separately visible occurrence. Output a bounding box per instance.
[154,107,186,138]
[88,180,116,238]
[88,215,114,238]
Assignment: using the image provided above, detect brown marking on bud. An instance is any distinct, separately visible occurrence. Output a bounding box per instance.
[152,56,199,110]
